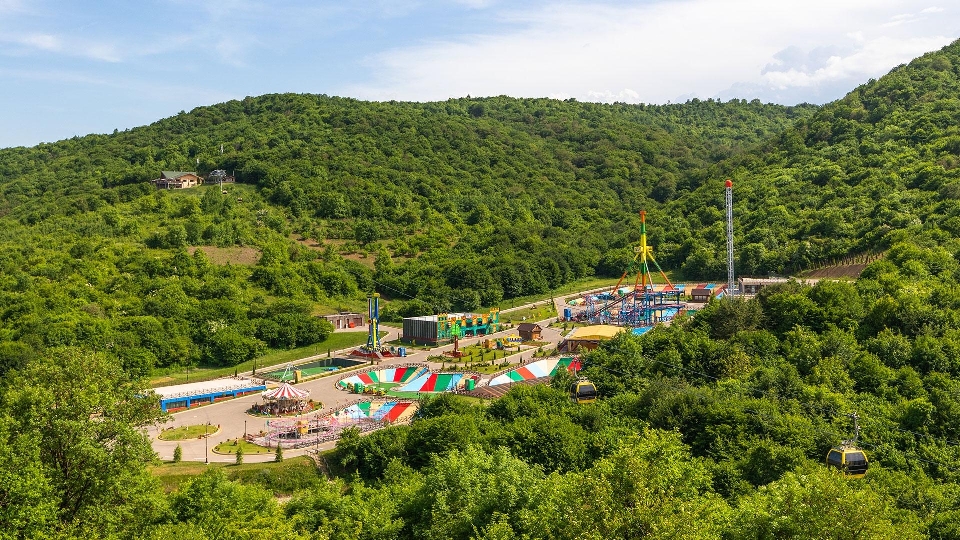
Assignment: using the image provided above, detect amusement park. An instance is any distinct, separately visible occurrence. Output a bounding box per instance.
[148,203,720,462]
[150,181,865,471]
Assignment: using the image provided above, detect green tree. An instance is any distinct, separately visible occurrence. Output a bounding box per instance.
[401,446,542,540]
[695,297,764,339]
[521,430,731,539]
[163,469,305,538]
[0,416,56,536]
[731,466,923,539]
[287,470,414,539]
[173,444,182,463]
[0,348,167,536]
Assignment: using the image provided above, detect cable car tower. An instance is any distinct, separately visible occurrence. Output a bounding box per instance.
[725,179,735,297]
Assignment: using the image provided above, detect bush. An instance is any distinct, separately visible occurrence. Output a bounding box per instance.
[235,444,244,465]
[173,444,182,463]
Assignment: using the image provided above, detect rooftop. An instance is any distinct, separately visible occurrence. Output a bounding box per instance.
[568,325,622,341]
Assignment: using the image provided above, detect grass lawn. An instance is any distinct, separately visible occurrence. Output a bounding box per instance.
[150,456,321,494]
[385,390,431,399]
[157,424,218,441]
[213,438,273,455]
[149,331,377,388]
[491,277,623,311]
[440,345,513,365]
[447,362,513,375]
[500,303,558,324]
[491,274,684,313]
[382,338,432,350]
[549,320,594,330]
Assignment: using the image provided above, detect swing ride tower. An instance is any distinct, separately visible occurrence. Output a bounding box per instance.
[577,210,683,328]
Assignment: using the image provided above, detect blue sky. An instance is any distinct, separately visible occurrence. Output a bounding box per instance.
[1,0,958,149]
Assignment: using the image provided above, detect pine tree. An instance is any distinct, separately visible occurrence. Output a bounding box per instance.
[173,444,182,463]
[274,444,283,463]
[235,444,244,465]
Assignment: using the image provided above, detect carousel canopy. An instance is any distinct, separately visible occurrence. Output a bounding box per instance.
[262,382,310,401]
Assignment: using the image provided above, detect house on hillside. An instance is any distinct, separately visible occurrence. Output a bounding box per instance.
[517,322,543,341]
[154,171,201,189]
[323,313,364,330]
[738,277,789,295]
[690,284,727,303]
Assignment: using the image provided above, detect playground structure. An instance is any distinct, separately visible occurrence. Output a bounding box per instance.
[444,321,466,358]
[351,293,396,361]
[254,399,420,449]
[438,309,500,340]
[482,334,522,350]
[574,211,684,329]
[402,309,501,345]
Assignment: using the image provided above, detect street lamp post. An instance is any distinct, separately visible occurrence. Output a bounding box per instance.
[244,420,247,438]
[204,422,209,464]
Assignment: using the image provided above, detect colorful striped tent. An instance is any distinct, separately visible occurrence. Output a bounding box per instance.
[337,365,428,390]
[396,372,465,393]
[261,382,310,401]
[488,357,579,386]
[333,401,419,424]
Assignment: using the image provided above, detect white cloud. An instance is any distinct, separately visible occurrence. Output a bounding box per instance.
[2,31,122,62]
[0,0,23,13]
[760,36,950,89]
[345,0,960,105]
[20,33,59,51]
[453,0,498,8]
[0,66,110,86]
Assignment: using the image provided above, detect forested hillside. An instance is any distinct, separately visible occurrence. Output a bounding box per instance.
[0,90,811,375]
[670,40,960,277]
[6,37,960,539]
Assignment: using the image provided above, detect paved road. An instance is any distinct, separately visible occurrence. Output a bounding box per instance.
[148,302,571,463]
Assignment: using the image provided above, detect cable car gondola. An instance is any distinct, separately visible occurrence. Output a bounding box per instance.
[825,412,869,479]
[570,379,598,405]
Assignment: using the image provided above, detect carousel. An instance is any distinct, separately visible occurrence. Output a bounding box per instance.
[253,382,312,416]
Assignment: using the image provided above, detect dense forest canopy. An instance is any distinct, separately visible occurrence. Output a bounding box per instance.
[0,84,816,373]
[4,37,960,539]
